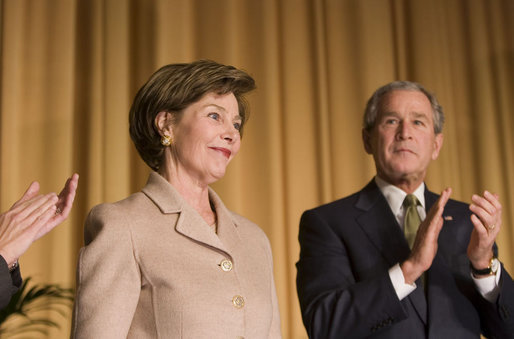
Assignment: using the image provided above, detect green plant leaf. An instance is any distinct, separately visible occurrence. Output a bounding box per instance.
[0,277,74,336]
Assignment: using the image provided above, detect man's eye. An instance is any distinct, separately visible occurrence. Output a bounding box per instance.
[385,119,397,125]
[208,112,220,120]
[414,120,424,126]
[233,122,241,131]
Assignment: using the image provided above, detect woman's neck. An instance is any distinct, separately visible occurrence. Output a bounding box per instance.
[158,161,216,225]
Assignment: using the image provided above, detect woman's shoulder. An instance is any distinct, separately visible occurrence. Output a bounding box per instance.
[229,212,276,264]
[83,192,154,242]
[230,212,271,242]
[230,211,257,229]
[89,192,153,218]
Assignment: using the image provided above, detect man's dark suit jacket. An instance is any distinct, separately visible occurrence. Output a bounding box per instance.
[0,255,21,309]
[296,180,514,338]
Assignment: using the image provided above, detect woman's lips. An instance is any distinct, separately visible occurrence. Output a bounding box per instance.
[210,147,231,159]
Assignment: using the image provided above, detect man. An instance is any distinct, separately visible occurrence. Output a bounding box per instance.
[296,81,514,338]
[0,173,79,308]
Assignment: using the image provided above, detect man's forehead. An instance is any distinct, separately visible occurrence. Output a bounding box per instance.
[378,90,433,116]
[378,110,431,119]
[381,89,429,104]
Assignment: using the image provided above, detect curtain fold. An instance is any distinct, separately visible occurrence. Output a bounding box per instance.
[1,0,512,337]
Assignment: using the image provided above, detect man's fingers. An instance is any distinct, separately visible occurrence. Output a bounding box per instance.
[483,191,501,210]
[11,181,40,208]
[427,187,452,220]
[470,214,486,233]
[23,194,58,227]
[33,205,60,241]
[55,173,79,221]
[469,190,501,234]
[471,194,496,215]
[422,188,452,238]
[470,210,500,238]
[438,188,452,208]
[0,193,58,258]
[29,194,59,240]
[8,192,57,224]
[469,204,495,229]
[57,174,79,198]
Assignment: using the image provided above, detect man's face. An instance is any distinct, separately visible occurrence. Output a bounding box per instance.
[363,90,443,186]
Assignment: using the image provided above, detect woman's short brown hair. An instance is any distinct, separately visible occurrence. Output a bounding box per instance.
[129,60,256,171]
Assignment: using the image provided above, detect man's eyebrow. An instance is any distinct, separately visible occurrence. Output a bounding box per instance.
[411,111,430,119]
[412,112,428,117]
[380,111,400,118]
[379,111,429,119]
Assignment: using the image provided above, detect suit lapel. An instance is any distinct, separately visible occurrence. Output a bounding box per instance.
[424,188,438,212]
[141,172,239,258]
[355,180,427,324]
[424,188,462,336]
[423,188,441,290]
[355,180,411,266]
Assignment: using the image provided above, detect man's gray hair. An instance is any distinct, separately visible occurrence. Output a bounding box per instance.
[363,81,445,134]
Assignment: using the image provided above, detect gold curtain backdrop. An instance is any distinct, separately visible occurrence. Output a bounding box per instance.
[1,0,513,337]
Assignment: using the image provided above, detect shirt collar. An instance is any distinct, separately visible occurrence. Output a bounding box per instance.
[374,176,426,215]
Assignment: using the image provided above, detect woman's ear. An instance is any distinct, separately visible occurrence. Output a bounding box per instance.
[155,111,173,137]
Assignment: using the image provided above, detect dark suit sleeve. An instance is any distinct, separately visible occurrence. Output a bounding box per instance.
[479,264,514,338]
[438,198,514,338]
[296,209,408,338]
[0,255,22,309]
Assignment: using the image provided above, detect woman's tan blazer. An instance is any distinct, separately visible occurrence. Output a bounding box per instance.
[71,172,281,338]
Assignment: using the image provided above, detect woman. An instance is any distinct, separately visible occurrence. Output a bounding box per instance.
[71,60,281,338]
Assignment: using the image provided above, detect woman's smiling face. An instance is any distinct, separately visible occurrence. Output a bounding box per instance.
[168,91,242,185]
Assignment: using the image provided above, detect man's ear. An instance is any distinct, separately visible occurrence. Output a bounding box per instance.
[362,128,373,154]
[431,132,444,160]
[155,111,174,137]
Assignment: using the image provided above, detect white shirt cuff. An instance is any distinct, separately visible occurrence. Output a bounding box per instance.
[389,263,416,300]
[472,264,501,303]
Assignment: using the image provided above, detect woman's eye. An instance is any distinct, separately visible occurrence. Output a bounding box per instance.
[208,112,220,120]
[233,122,241,131]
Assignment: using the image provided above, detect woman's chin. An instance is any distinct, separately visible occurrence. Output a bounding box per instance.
[205,169,227,184]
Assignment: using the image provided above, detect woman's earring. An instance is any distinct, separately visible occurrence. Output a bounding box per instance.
[161,135,172,147]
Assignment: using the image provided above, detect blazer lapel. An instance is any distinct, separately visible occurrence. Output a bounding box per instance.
[208,188,242,258]
[424,188,438,212]
[141,172,238,257]
[355,180,411,266]
[175,204,230,256]
[355,180,427,324]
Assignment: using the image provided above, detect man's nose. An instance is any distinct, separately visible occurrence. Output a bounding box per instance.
[396,121,412,140]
